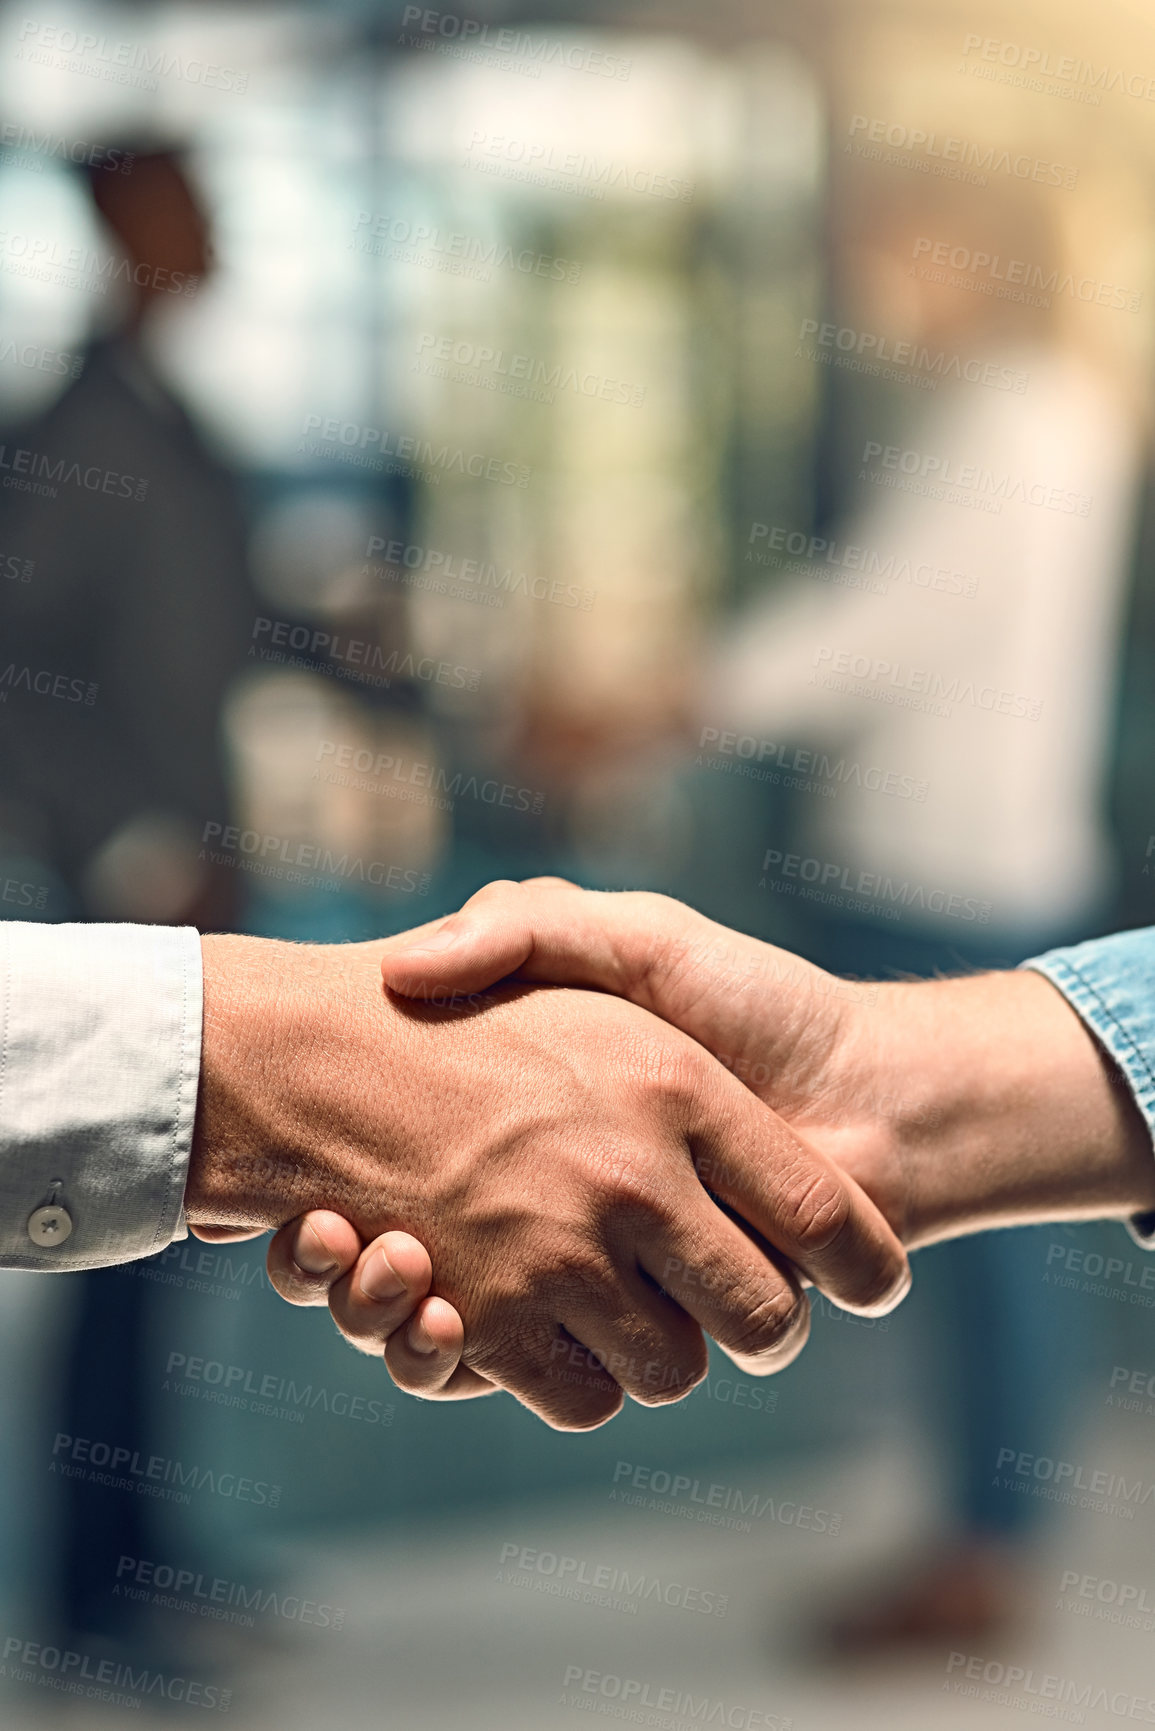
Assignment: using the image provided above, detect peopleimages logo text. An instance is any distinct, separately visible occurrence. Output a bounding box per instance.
[498,1543,728,1616]
[315,741,545,816]
[366,537,594,611]
[699,726,929,802]
[201,822,430,897]
[946,1651,1155,1723]
[0,123,132,172]
[399,8,632,80]
[0,442,148,501]
[912,237,1142,313]
[761,848,991,926]
[115,1553,345,1631]
[50,1432,280,1508]
[414,332,646,407]
[960,34,1155,104]
[163,1350,393,1426]
[1058,1568,1155,1616]
[610,1459,842,1536]
[560,1666,789,1729]
[860,440,1091,516]
[846,113,1078,188]
[352,211,582,283]
[1,1634,229,1713]
[465,131,695,202]
[0,665,97,706]
[299,415,531,488]
[994,1445,1155,1512]
[746,522,977,598]
[16,19,248,92]
[812,646,1043,721]
[799,318,1028,392]
[250,616,481,692]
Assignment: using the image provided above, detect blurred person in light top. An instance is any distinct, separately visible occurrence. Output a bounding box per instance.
[693,176,1144,1648]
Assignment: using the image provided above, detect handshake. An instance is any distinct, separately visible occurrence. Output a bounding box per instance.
[187,881,1155,1430]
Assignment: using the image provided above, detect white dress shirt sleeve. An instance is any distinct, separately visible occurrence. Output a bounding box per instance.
[0,922,201,1271]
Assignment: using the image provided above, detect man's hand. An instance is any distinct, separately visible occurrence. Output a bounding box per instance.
[381,880,1155,1248]
[187,934,909,1431]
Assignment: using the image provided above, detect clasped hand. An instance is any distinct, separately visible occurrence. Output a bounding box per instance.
[199,881,912,1430]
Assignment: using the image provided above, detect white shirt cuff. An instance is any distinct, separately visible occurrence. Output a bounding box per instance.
[0,923,202,1270]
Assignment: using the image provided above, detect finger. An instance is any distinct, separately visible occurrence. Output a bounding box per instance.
[381,875,642,1002]
[323,1231,438,1355]
[379,878,771,1061]
[381,879,539,999]
[637,1183,813,1377]
[384,1298,496,1402]
[267,1211,364,1307]
[466,1320,625,1432]
[682,1075,910,1317]
[558,1270,709,1408]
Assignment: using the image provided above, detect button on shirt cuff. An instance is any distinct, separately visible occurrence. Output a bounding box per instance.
[1024,929,1155,1250]
[0,923,202,1270]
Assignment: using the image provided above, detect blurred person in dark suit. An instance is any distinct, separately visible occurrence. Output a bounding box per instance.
[0,147,250,928]
[0,145,254,1659]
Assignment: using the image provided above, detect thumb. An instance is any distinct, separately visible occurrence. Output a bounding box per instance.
[382,879,716,1011]
[382,880,539,998]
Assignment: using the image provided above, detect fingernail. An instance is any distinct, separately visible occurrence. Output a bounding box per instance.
[360,1246,406,1303]
[293,1222,338,1277]
[408,1314,437,1355]
[395,926,459,956]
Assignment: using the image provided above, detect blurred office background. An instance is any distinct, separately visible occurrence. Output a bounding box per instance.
[1,0,1155,1725]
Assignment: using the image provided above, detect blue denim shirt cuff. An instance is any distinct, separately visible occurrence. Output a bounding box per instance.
[1023,930,1155,1250]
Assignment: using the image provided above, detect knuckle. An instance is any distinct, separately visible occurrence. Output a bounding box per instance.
[577,1315,708,1408]
[468,878,521,911]
[622,1029,703,1115]
[597,1162,667,1224]
[462,1235,568,1318]
[542,1384,624,1432]
[727,1282,806,1360]
[522,1332,627,1428]
[517,1237,618,1310]
[629,1342,709,1407]
[630,889,677,922]
[777,1165,853,1256]
[625,892,696,982]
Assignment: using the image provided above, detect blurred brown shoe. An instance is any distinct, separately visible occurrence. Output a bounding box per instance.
[823,1539,1022,1657]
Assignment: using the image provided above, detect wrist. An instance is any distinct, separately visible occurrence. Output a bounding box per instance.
[873,970,1155,1246]
[187,936,389,1232]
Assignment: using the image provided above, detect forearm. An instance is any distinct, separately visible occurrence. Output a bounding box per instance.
[868,970,1155,1248]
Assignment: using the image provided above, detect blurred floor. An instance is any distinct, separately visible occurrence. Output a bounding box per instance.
[9,1408,1152,1731]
